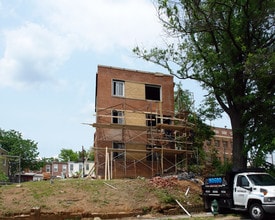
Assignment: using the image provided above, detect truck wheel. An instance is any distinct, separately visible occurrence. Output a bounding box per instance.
[249,203,265,220]
[204,198,211,211]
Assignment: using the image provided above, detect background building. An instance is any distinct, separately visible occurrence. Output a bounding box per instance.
[203,127,233,164]
[68,161,95,178]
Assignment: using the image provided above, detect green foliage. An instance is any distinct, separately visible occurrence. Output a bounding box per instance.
[134,0,275,169]
[174,83,215,166]
[41,157,57,163]
[0,128,41,174]
[0,171,8,182]
[174,82,194,113]
[154,189,176,204]
[89,149,95,161]
[58,148,79,162]
[58,147,94,162]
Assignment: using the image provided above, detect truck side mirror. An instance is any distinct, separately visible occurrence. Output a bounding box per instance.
[244,186,252,191]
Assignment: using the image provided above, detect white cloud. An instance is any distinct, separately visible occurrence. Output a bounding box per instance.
[0,22,71,88]
[36,0,163,51]
[0,0,163,89]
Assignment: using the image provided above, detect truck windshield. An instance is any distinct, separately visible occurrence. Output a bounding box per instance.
[247,174,275,186]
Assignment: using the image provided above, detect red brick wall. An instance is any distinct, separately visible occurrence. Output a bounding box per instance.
[94,65,175,178]
[96,65,174,117]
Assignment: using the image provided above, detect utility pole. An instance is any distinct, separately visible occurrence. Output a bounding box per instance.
[82,146,85,177]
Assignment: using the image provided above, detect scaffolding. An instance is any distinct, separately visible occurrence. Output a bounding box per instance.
[92,101,196,179]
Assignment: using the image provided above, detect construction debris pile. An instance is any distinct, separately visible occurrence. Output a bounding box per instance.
[149,176,178,188]
[149,171,202,187]
[149,172,203,190]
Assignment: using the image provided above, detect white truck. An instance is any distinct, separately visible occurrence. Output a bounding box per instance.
[201,169,275,220]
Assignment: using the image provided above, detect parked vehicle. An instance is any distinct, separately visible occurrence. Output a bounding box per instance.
[201,169,275,220]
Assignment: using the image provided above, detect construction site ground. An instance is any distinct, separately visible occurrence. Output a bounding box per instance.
[0,175,206,219]
[0,175,255,219]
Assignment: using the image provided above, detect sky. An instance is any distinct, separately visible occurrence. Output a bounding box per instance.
[0,0,230,158]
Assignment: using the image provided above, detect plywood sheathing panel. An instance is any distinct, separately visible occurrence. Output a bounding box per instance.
[125,81,145,99]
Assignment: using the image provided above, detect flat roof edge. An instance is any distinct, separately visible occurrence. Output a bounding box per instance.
[97,64,172,77]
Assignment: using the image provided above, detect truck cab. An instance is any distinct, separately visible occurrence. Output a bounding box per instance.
[202,169,275,220]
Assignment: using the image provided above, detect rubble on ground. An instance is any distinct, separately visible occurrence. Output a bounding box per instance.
[149,172,203,189]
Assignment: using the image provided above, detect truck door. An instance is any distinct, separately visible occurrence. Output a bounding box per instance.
[233,175,250,206]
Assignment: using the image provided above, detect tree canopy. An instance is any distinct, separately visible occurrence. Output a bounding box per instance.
[134,0,275,169]
[58,148,79,162]
[174,83,215,168]
[0,128,41,173]
[58,147,94,162]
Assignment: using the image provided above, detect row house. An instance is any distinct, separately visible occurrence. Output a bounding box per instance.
[42,161,94,178]
[203,127,233,164]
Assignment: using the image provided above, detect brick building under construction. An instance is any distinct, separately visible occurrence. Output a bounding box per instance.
[92,65,196,179]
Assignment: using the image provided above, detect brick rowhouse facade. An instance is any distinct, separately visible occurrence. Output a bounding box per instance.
[203,127,233,164]
[93,65,195,179]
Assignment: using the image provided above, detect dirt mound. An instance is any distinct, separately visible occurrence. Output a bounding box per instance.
[0,177,204,218]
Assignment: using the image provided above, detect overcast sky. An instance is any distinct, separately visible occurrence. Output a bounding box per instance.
[0,0,230,158]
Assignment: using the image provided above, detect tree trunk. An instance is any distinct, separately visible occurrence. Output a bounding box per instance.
[230,112,247,170]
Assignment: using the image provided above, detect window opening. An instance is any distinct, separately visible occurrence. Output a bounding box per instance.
[79,164,83,172]
[146,114,161,126]
[53,164,58,172]
[113,142,125,159]
[86,164,89,171]
[70,164,73,171]
[113,80,124,97]
[145,84,161,101]
[112,110,124,124]
[46,165,51,173]
[62,165,67,172]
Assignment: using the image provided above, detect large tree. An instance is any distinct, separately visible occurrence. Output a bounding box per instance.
[134,0,275,169]
[0,128,41,173]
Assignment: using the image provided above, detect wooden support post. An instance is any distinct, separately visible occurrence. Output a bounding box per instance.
[175,199,191,217]
[161,145,164,175]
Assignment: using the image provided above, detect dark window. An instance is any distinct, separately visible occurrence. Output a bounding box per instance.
[248,174,275,186]
[113,143,125,159]
[86,164,89,171]
[237,175,249,187]
[146,114,161,126]
[112,110,124,124]
[145,84,161,101]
